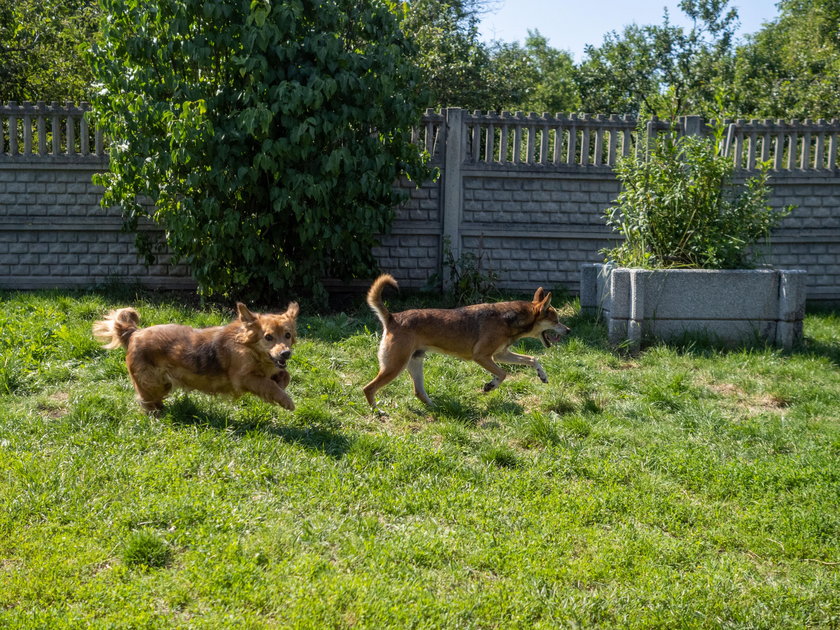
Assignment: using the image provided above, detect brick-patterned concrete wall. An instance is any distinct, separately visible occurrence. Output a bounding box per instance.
[0,159,193,289]
[762,175,840,301]
[457,168,840,300]
[371,176,441,288]
[460,169,621,291]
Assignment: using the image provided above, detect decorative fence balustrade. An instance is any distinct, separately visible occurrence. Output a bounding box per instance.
[725,118,840,171]
[0,101,104,159]
[414,109,444,162]
[4,102,836,173]
[462,111,676,168]
[413,109,840,173]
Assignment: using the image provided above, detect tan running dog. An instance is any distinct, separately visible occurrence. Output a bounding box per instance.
[363,274,569,408]
[93,302,299,413]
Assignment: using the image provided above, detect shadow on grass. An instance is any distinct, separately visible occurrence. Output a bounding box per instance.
[421,393,524,424]
[790,337,840,368]
[163,397,351,459]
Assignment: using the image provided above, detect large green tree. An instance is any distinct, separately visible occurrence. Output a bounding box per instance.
[577,0,738,117]
[731,0,840,118]
[489,31,580,113]
[0,0,99,102]
[90,0,430,299]
[400,0,511,109]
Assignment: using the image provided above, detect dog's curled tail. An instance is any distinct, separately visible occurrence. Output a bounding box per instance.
[367,273,398,328]
[93,308,141,350]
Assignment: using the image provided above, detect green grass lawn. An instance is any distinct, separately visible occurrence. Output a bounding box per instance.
[1,288,838,628]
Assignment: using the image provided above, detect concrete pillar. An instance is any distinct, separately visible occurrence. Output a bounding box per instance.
[682,115,705,137]
[441,108,464,288]
[628,269,644,348]
[776,269,807,349]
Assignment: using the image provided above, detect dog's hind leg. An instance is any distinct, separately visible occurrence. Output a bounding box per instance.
[363,336,412,409]
[494,349,548,383]
[406,351,433,406]
[130,371,170,413]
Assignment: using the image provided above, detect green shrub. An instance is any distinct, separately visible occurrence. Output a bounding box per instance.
[90,0,431,300]
[603,128,792,269]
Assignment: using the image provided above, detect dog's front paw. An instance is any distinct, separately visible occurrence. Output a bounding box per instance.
[535,363,548,383]
[271,369,291,389]
[483,376,502,393]
[281,397,295,411]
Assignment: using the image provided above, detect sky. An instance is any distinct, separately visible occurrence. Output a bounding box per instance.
[477,0,782,61]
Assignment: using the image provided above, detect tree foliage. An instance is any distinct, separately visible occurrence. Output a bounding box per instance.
[90,0,430,299]
[400,0,495,109]
[401,0,530,110]
[0,0,99,102]
[489,31,580,114]
[731,0,840,118]
[577,0,738,118]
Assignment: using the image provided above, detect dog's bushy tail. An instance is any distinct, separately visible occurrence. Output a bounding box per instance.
[93,308,141,350]
[367,274,398,329]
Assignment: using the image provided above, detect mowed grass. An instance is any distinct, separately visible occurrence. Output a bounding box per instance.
[1,288,838,629]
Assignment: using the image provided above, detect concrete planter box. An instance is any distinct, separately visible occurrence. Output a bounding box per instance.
[580,263,806,349]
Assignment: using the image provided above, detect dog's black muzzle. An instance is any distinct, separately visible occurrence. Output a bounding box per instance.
[272,349,292,369]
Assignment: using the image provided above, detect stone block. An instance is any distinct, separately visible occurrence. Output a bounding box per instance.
[6,183,27,194]
[648,319,777,345]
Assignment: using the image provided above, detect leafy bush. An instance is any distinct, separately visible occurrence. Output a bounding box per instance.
[602,128,792,269]
[90,0,430,300]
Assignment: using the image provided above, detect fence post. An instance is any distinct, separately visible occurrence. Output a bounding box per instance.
[682,115,704,137]
[441,107,465,289]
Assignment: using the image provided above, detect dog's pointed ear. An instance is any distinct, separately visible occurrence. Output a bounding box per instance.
[536,292,553,315]
[285,302,300,319]
[533,287,546,303]
[236,302,257,323]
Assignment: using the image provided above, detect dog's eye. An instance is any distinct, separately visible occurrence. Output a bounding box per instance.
[284,332,292,339]
[264,334,274,342]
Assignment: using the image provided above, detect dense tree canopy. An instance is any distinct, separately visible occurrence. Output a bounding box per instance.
[90,0,430,299]
[0,0,98,102]
[577,0,739,118]
[731,0,840,118]
[5,0,838,119]
[490,31,580,113]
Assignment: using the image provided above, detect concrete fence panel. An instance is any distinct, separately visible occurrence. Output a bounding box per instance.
[2,104,840,300]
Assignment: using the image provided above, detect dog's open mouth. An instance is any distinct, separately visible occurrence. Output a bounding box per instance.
[541,330,564,347]
[273,357,287,369]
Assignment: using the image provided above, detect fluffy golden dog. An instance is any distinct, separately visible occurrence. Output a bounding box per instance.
[363,274,569,408]
[93,302,299,413]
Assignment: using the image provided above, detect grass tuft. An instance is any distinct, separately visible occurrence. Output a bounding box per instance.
[121,528,171,569]
[480,443,520,468]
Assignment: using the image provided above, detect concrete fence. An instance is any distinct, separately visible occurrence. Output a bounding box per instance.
[2,103,840,300]
[0,101,192,289]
